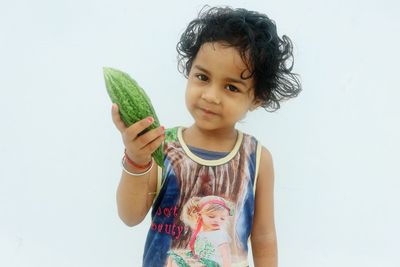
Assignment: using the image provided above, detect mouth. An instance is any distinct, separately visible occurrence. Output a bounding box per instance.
[200,107,218,115]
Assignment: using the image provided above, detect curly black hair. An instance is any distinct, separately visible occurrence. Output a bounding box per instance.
[176,6,302,112]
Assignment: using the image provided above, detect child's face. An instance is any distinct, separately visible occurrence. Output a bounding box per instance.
[201,208,229,231]
[185,42,260,132]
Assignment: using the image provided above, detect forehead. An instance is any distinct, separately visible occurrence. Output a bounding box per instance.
[194,42,252,80]
[202,205,229,214]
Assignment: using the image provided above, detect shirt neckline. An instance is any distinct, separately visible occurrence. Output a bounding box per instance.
[177,127,243,166]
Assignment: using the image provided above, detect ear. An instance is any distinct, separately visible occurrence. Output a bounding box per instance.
[249,99,262,111]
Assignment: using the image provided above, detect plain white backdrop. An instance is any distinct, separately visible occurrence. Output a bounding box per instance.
[1,0,399,266]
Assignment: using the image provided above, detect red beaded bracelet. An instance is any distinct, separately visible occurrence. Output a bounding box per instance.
[124,149,152,170]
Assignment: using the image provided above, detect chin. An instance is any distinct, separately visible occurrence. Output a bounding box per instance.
[193,121,221,131]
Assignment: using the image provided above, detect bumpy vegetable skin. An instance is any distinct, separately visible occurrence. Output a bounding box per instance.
[103,67,163,167]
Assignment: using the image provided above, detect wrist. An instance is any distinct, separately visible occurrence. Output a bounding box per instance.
[124,149,152,169]
[121,156,153,177]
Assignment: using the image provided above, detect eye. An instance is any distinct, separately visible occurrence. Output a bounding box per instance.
[195,74,208,82]
[225,84,240,92]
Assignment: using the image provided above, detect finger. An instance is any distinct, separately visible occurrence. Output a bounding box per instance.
[142,132,165,155]
[136,126,165,149]
[126,116,155,140]
[111,103,127,133]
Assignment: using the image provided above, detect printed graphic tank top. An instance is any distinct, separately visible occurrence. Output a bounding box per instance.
[143,127,262,267]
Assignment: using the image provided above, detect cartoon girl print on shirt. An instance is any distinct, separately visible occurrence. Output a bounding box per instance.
[166,195,234,267]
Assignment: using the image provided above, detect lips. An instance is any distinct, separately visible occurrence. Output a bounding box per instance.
[199,107,218,115]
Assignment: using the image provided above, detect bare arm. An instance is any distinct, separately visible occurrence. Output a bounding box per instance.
[111,104,164,226]
[219,243,232,267]
[116,162,158,226]
[251,146,278,267]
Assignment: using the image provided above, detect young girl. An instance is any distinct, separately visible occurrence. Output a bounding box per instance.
[167,196,235,266]
[112,6,301,267]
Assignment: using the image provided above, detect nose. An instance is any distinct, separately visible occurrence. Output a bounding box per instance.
[201,84,221,104]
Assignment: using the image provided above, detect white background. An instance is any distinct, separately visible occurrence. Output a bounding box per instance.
[1,0,399,266]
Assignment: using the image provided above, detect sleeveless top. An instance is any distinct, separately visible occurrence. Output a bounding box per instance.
[142,126,262,267]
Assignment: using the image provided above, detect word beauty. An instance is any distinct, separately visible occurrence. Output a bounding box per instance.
[150,205,186,240]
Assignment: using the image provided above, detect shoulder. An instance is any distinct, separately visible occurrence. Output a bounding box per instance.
[239,131,262,156]
[257,145,274,185]
[260,146,273,166]
[243,129,273,166]
[253,144,274,202]
[251,145,276,239]
[241,131,273,180]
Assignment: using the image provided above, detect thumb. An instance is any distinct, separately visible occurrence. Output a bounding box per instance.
[111,103,127,132]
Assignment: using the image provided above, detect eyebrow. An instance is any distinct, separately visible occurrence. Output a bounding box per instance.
[193,65,249,88]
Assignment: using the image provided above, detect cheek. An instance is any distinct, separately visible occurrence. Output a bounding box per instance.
[225,100,248,118]
[202,218,211,226]
[185,84,201,106]
[185,86,194,107]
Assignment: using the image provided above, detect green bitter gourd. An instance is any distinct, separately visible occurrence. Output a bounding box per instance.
[103,67,163,168]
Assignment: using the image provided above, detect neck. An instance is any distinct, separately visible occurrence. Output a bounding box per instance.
[183,125,238,152]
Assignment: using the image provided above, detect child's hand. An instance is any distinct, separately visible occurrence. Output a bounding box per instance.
[111,103,164,166]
